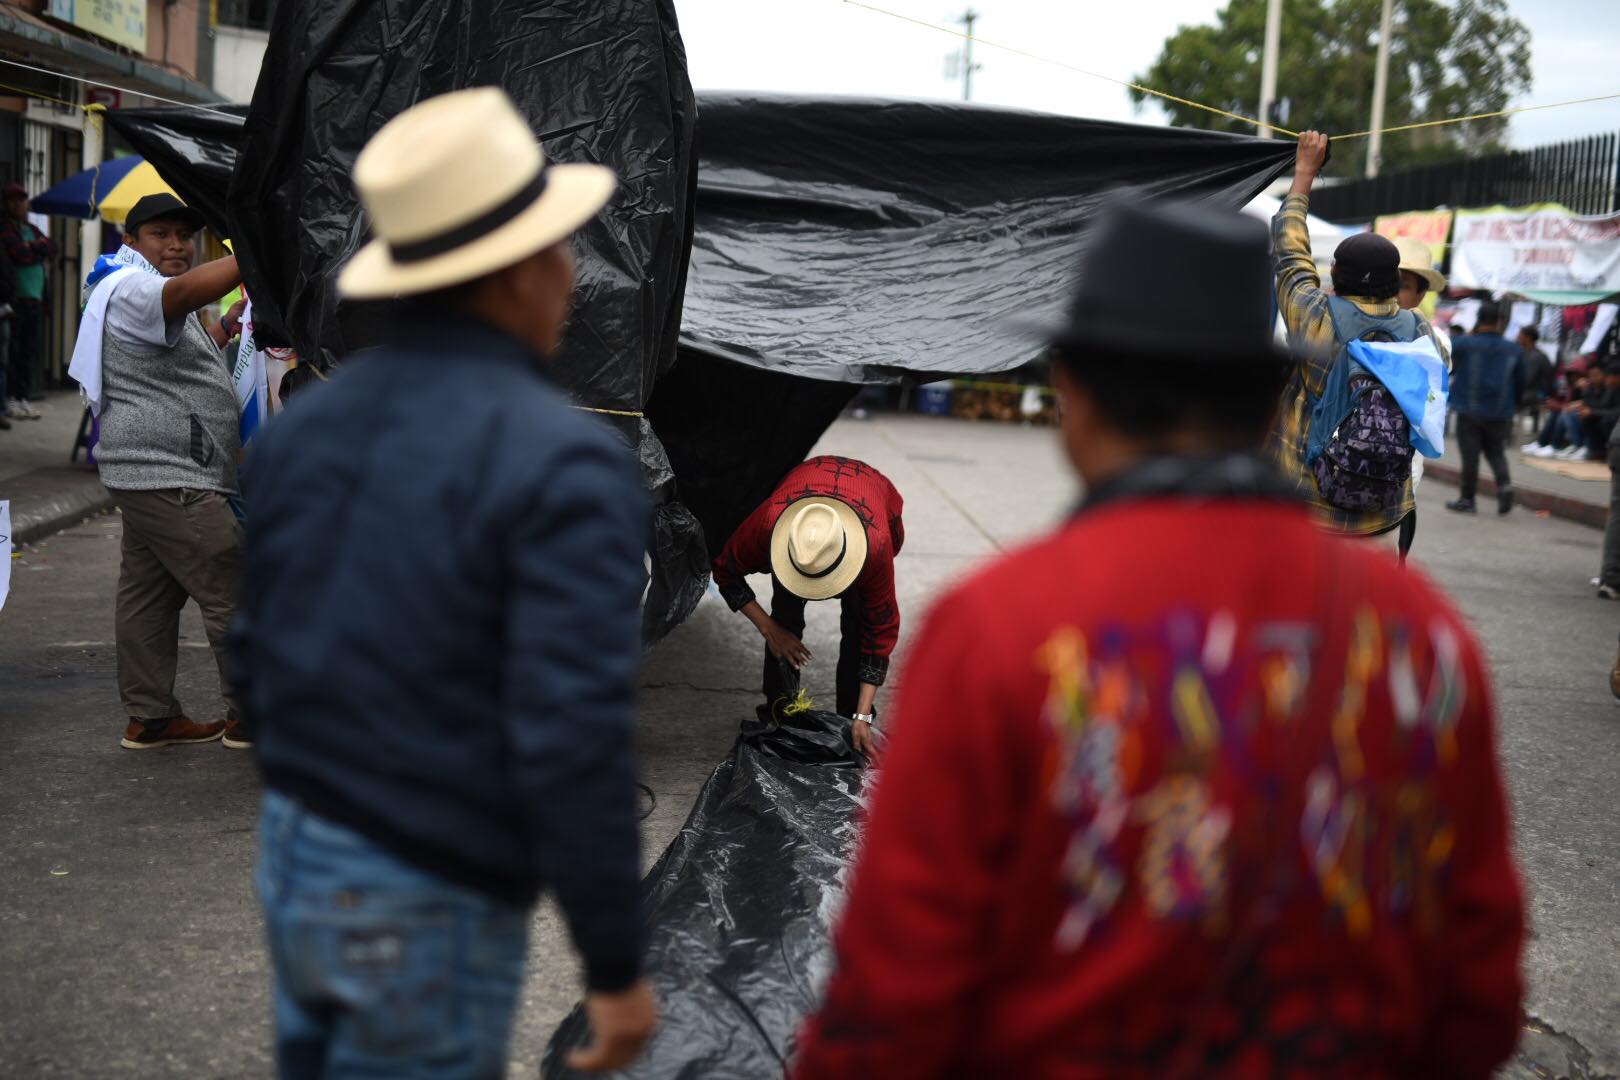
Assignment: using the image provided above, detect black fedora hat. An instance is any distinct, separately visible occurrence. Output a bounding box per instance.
[123,192,206,233]
[1026,195,1287,366]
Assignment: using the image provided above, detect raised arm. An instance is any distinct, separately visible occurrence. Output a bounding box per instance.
[162,254,239,323]
[1272,132,1340,393]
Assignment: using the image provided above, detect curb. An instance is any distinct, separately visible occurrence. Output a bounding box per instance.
[6,468,117,546]
[1423,462,1608,530]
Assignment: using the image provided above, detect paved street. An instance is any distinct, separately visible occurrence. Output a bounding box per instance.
[1,413,1616,1078]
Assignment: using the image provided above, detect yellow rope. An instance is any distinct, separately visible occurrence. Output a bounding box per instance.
[570,405,645,417]
[841,0,1295,137]
[842,0,1620,144]
[0,80,83,112]
[1332,92,1620,141]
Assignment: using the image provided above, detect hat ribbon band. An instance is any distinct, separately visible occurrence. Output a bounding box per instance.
[793,531,848,580]
[389,167,549,265]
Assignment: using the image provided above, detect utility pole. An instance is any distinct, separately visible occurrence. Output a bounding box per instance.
[1366,0,1394,177]
[1257,0,1282,138]
[960,8,980,102]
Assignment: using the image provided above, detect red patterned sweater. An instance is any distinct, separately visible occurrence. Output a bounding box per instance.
[712,456,905,684]
[793,495,1524,1079]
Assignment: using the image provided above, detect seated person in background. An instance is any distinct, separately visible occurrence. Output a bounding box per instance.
[1569,361,1620,463]
[1525,365,1597,459]
[1517,326,1552,432]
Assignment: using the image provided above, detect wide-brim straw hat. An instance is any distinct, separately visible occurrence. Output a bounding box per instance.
[770,496,869,601]
[1392,236,1448,294]
[338,87,616,299]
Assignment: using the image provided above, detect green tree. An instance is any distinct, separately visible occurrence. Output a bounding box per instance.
[1129,0,1532,176]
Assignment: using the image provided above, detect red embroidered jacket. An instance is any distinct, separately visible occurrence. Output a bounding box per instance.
[712,456,904,684]
[793,497,1524,1079]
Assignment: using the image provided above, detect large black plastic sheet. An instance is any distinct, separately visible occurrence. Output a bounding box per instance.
[652,94,1296,555]
[676,94,1295,381]
[543,709,866,1079]
[107,0,707,643]
[106,88,1293,639]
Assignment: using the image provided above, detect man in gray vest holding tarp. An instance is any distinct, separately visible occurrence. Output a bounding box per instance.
[69,192,249,751]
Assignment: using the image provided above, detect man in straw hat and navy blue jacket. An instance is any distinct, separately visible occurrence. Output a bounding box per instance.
[233,88,656,1076]
[793,196,1523,1077]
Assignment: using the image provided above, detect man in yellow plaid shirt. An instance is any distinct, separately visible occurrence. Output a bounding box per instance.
[1268,131,1445,539]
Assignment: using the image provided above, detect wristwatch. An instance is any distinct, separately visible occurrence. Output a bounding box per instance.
[852,712,876,727]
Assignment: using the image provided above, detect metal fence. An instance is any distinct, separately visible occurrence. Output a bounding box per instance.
[1309,132,1620,223]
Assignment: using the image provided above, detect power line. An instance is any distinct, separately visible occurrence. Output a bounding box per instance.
[841,0,1620,143]
[0,55,236,117]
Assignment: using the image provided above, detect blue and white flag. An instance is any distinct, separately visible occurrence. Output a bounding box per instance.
[232,299,269,448]
[1349,337,1450,459]
[69,245,161,416]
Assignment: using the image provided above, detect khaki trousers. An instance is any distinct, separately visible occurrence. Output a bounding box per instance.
[114,488,242,722]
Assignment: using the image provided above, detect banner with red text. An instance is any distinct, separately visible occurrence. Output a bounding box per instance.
[1375,209,1454,264]
[1451,203,1620,304]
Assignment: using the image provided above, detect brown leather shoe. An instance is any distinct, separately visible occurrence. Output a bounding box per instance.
[1611,648,1620,701]
[120,716,226,749]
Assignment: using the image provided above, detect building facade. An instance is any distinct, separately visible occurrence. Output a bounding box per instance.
[0,0,258,389]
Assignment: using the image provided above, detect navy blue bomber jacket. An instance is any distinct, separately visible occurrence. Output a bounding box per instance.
[1449,330,1525,421]
[232,314,649,991]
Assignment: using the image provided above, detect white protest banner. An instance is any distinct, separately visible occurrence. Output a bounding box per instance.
[1451,204,1620,299]
[1582,303,1618,354]
[1504,301,1538,341]
[0,500,11,612]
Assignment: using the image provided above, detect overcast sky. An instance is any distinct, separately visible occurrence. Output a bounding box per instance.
[675,0,1619,148]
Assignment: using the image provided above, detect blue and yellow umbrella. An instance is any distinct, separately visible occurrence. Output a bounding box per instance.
[29,157,183,225]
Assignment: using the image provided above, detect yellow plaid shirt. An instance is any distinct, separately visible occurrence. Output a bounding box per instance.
[1267,193,1419,537]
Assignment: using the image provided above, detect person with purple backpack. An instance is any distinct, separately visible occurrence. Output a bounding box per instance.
[1269,132,1449,558]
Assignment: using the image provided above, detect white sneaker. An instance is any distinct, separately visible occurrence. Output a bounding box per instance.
[1520,442,1542,453]
[1530,444,1559,458]
[17,398,40,420]
[4,399,25,420]
[1558,446,1587,460]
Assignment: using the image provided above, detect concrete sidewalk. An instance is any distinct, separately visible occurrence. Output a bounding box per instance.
[0,391,112,544]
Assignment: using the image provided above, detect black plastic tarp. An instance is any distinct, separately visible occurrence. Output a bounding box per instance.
[109,0,707,642]
[542,709,866,1079]
[105,73,1292,641]
[678,94,1295,382]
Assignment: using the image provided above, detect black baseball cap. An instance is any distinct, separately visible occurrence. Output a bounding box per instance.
[1332,233,1401,298]
[124,192,206,233]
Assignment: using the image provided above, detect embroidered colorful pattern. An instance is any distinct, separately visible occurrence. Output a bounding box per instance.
[1037,606,1468,950]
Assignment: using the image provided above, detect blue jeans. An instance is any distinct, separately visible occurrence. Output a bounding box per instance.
[1538,411,1584,449]
[256,791,530,1079]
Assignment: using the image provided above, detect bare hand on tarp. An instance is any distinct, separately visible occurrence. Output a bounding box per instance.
[542,709,866,1079]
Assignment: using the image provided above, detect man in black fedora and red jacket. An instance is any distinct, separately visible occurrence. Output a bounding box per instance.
[793,197,1524,1078]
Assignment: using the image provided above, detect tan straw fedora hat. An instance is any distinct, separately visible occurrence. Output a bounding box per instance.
[1392,236,1447,294]
[338,87,616,299]
[770,497,869,601]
